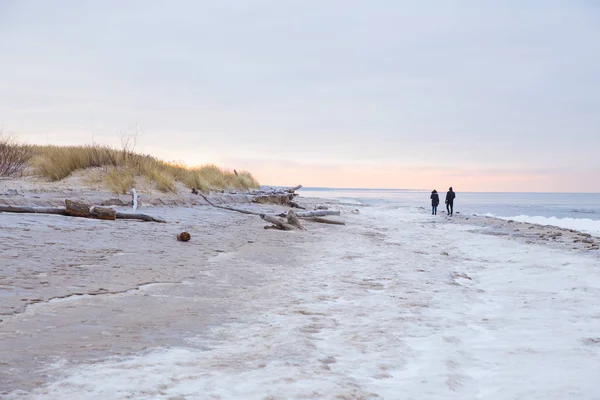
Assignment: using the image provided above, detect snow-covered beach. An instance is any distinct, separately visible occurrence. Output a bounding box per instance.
[2,189,600,399]
[4,0,600,397]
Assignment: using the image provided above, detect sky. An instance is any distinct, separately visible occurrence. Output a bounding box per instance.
[1,1,599,192]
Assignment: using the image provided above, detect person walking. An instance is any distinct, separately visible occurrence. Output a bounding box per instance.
[445,187,456,216]
[430,189,439,215]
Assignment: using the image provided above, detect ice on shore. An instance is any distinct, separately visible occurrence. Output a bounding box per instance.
[9,207,600,399]
[493,214,600,237]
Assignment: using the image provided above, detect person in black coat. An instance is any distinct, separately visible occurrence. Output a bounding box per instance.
[430,190,440,215]
[445,187,456,216]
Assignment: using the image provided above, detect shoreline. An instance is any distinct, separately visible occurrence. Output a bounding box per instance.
[446,211,600,253]
[300,194,600,254]
[3,175,599,245]
[2,185,600,397]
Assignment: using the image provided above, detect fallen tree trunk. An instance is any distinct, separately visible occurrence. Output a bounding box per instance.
[0,206,68,216]
[0,204,165,222]
[260,214,296,230]
[277,210,341,218]
[301,216,346,225]
[217,206,261,215]
[287,184,303,193]
[115,212,166,223]
[297,210,341,217]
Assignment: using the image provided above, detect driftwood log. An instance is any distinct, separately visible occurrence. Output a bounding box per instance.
[195,192,262,215]
[114,212,166,223]
[302,216,346,225]
[189,186,345,232]
[67,200,115,221]
[0,206,68,216]
[260,214,296,231]
[0,202,165,223]
[192,184,305,211]
[195,191,304,216]
[260,211,308,231]
[286,210,305,230]
[277,210,341,218]
[252,193,295,206]
[90,206,117,221]
[250,185,304,208]
[65,200,91,217]
[297,210,341,217]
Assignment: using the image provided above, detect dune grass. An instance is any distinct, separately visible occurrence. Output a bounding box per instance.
[19,144,260,193]
[105,167,136,194]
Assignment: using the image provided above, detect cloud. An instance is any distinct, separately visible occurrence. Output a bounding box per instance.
[1,0,599,191]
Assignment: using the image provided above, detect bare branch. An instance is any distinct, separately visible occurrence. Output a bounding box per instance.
[0,131,33,178]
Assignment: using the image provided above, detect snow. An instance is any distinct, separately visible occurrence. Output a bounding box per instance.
[9,206,600,399]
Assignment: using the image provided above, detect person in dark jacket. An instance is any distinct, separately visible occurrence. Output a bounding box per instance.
[445,187,456,216]
[430,190,439,215]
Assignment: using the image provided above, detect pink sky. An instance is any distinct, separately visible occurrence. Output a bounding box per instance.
[243,161,600,193]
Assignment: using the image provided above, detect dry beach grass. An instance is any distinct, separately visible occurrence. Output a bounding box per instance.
[0,134,259,194]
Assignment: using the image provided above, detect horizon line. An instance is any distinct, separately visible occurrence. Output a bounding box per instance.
[265,186,600,195]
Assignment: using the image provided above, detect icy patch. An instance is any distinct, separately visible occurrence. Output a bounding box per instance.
[494,215,600,236]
